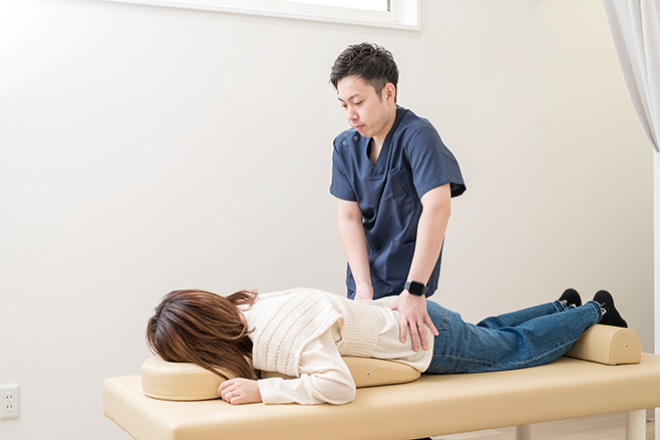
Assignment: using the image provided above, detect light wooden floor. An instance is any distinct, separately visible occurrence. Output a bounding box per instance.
[432,409,655,440]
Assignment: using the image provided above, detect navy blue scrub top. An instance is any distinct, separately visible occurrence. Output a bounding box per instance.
[330,106,466,300]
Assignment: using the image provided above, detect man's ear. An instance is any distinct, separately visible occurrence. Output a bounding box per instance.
[383,83,396,104]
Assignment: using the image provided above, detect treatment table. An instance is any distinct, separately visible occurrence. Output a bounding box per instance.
[103,325,660,440]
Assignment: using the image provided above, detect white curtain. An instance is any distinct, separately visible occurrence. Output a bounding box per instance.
[602,0,660,153]
[602,4,660,440]
[602,4,660,439]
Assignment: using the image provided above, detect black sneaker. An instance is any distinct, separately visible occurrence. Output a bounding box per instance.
[593,290,628,328]
[559,288,582,308]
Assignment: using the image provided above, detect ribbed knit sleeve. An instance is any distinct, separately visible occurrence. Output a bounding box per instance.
[258,329,356,405]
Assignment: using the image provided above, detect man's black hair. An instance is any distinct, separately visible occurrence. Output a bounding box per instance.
[330,42,399,99]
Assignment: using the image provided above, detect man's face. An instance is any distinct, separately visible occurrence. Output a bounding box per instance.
[337,75,395,141]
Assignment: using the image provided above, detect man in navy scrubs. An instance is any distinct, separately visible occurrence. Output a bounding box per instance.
[329,43,466,353]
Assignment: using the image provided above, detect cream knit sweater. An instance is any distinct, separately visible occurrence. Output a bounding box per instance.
[243,288,434,405]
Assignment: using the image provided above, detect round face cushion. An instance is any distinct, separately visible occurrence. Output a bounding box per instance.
[141,356,229,401]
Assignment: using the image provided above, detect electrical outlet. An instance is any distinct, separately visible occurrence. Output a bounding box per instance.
[0,385,20,421]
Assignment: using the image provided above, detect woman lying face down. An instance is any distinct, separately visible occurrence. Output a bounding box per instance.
[146,287,627,406]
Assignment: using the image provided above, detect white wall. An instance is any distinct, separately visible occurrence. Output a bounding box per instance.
[0,1,653,439]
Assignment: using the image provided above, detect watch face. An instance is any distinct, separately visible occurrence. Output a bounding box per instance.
[406,281,426,296]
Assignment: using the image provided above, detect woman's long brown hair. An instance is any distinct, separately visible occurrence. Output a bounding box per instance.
[146,289,258,380]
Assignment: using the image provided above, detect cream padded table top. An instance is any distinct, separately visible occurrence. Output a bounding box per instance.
[104,353,660,440]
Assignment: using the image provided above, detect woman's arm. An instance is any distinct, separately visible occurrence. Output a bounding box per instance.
[259,330,356,405]
[219,329,356,405]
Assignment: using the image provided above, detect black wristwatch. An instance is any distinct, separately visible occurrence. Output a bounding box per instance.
[404,281,427,297]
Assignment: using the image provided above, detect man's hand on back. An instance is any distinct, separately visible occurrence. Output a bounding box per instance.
[388,291,439,352]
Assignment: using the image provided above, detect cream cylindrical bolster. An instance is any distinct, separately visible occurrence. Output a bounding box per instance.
[260,357,420,388]
[565,324,641,365]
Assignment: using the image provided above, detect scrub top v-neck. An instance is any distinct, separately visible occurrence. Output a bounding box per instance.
[331,106,466,300]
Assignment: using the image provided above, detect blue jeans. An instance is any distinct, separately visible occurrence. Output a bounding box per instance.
[425,300,602,374]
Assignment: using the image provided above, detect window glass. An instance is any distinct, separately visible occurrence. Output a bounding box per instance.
[282,0,388,12]
[104,0,418,29]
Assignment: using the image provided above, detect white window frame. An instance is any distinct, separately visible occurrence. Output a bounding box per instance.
[102,0,421,30]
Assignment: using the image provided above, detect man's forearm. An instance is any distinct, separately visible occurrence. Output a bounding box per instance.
[389,185,450,351]
[337,217,372,292]
[406,185,451,286]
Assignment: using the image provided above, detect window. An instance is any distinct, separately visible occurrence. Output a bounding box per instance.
[281,0,388,11]
[104,0,420,30]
